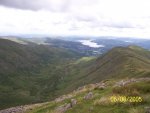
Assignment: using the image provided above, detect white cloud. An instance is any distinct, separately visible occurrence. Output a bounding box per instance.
[0,0,150,39]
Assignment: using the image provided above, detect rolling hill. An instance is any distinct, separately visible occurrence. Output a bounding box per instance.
[0,39,82,109]
[5,45,149,113]
[58,45,150,94]
[0,38,150,111]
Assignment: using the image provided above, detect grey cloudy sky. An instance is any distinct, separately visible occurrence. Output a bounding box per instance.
[0,0,150,38]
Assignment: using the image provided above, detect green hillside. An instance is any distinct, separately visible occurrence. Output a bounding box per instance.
[0,39,81,109]
[58,46,150,95]
[0,39,150,111]
[24,77,150,113]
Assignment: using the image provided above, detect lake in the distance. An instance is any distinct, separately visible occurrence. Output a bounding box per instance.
[78,40,105,48]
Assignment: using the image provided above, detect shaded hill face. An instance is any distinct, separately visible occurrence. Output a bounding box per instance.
[0,39,150,110]
[0,39,82,74]
[0,39,82,109]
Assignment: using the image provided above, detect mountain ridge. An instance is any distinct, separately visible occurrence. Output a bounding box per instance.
[0,39,150,110]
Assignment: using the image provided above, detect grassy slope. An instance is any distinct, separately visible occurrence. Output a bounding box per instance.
[56,46,150,96]
[26,78,150,113]
[28,45,150,112]
[0,39,81,109]
[0,39,150,110]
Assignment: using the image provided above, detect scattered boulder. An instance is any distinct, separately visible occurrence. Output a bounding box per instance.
[145,107,150,113]
[55,99,77,113]
[55,103,71,113]
[114,78,150,87]
[98,85,105,90]
[71,99,77,107]
[0,106,24,113]
[84,92,93,100]
[77,86,86,91]
[95,82,106,90]
[55,94,73,103]
[0,103,45,113]
[55,105,66,113]
[65,103,72,110]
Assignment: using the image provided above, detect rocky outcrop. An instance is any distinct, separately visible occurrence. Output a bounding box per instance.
[145,107,150,113]
[2,77,149,113]
[115,79,137,87]
[98,85,105,90]
[55,103,71,113]
[55,99,77,113]
[0,106,24,113]
[71,99,77,107]
[96,82,106,90]
[0,103,45,113]
[84,92,93,100]
[55,94,73,103]
[114,78,150,87]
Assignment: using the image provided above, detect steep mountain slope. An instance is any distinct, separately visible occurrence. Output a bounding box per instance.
[0,39,150,110]
[86,45,150,79]
[59,46,150,94]
[0,39,81,109]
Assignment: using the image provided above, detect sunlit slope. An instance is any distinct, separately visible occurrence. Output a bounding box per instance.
[61,46,150,93]
[87,46,150,79]
[25,78,150,113]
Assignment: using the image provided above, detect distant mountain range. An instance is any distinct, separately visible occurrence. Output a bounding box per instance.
[1,36,150,56]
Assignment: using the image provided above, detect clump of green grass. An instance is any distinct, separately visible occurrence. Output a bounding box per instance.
[112,86,140,96]
[112,81,150,96]
[93,96,113,106]
[128,108,144,113]
[74,57,95,64]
